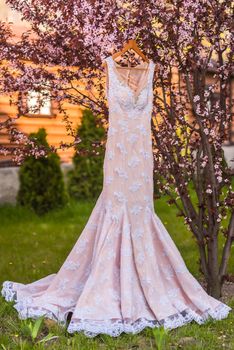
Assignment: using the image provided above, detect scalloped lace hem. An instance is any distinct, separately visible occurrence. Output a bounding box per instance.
[1,281,232,338]
[66,303,232,337]
[2,281,17,302]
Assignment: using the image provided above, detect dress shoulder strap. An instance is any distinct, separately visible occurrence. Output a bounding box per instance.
[103,56,113,98]
[147,60,156,87]
[103,56,118,98]
[103,56,113,71]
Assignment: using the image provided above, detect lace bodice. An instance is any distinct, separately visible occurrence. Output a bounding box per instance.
[105,56,155,118]
[101,55,156,223]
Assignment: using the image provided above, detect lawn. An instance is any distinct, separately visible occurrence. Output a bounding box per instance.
[0,196,233,350]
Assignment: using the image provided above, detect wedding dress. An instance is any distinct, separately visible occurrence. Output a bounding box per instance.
[1,55,231,337]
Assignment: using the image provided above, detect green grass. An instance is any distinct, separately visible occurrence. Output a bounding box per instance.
[0,197,233,350]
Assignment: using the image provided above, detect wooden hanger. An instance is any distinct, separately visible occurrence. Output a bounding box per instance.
[102,39,149,70]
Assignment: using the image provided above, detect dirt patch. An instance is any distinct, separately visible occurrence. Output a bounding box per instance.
[199,279,234,303]
[220,281,234,303]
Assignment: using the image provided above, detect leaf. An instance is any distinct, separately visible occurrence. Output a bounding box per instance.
[28,321,33,334]
[31,317,44,340]
[37,333,59,344]
[152,327,168,350]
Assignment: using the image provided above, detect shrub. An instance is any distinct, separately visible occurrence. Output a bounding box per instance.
[68,109,105,200]
[17,128,67,215]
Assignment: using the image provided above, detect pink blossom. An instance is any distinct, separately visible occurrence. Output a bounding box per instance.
[193,95,200,102]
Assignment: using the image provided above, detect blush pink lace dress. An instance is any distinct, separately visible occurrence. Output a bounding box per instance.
[1,55,231,337]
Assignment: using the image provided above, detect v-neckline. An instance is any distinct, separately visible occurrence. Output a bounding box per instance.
[110,56,151,98]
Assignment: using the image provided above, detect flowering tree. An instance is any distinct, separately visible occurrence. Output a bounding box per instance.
[150,0,233,298]
[0,0,233,297]
[150,1,234,297]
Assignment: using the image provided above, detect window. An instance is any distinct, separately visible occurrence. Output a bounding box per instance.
[204,83,220,112]
[26,88,52,116]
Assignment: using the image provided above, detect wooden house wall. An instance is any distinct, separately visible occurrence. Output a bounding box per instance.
[0,93,84,165]
[0,63,233,167]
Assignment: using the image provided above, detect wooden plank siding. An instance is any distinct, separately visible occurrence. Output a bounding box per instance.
[0,91,85,164]
[0,61,233,167]
[0,59,99,165]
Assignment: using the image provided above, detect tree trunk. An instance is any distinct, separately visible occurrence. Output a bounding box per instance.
[207,275,222,299]
[207,234,222,299]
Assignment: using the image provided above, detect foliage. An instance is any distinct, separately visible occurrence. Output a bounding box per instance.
[152,327,169,350]
[17,128,67,215]
[20,317,58,345]
[68,109,105,200]
[0,0,233,296]
[22,317,44,341]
